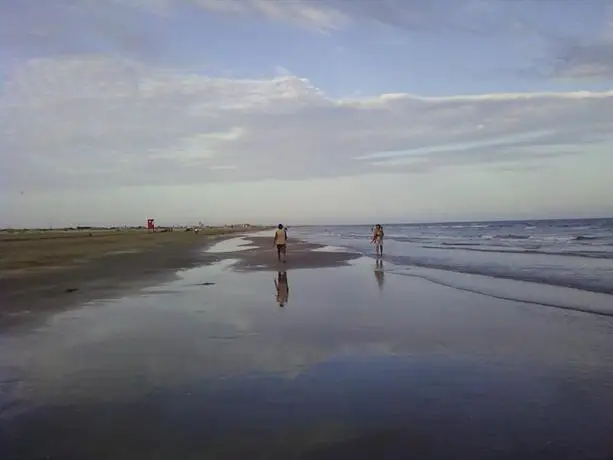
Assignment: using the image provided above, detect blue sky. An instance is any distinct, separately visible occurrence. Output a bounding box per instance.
[1,0,612,226]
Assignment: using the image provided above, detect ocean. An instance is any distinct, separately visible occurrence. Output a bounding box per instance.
[292,218,613,316]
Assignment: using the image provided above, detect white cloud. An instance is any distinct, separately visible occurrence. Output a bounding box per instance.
[2,54,612,197]
[175,0,613,81]
[3,0,606,87]
[120,0,351,31]
[0,0,527,49]
[168,0,537,37]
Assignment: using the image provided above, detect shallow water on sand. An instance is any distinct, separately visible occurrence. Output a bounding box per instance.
[205,236,258,253]
[1,258,613,459]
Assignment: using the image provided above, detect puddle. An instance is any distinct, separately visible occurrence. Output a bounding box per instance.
[205,236,258,253]
[311,245,356,253]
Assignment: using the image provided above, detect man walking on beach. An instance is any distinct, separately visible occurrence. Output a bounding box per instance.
[274,271,289,306]
[273,224,288,263]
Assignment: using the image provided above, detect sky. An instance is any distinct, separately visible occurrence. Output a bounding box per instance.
[1,0,612,227]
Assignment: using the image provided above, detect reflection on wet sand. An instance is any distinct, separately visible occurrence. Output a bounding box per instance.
[374,259,384,291]
[2,259,613,459]
[274,271,289,306]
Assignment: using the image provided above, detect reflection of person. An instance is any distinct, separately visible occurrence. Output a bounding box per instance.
[274,271,289,307]
[374,259,384,291]
[371,224,384,257]
[273,224,288,263]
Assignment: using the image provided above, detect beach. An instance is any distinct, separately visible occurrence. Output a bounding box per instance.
[0,227,254,326]
[1,228,613,459]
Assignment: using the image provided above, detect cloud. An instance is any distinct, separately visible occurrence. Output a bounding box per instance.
[160,1,613,82]
[542,26,613,80]
[3,0,607,79]
[183,0,537,36]
[526,2,613,80]
[0,0,531,60]
[0,0,171,61]
[188,0,351,31]
[0,0,577,88]
[2,55,612,193]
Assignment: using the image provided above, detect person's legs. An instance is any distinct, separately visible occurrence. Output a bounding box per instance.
[276,244,282,262]
[281,244,287,263]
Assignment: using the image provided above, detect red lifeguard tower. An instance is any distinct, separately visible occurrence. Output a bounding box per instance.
[147,218,155,232]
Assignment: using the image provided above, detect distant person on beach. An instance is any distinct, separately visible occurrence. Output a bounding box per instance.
[274,271,289,307]
[371,224,384,257]
[273,224,288,263]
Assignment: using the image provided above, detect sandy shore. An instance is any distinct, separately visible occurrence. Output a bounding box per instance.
[0,232,358,327]
[0,230,253,327]
[208,236,361,271]
[0,227,256,278]
[1,234,612,459]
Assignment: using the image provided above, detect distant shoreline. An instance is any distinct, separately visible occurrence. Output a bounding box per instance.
[0,226,268,275]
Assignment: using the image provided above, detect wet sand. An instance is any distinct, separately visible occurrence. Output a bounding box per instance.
[0,228,251,277]
[209,236,361,271]
[0,233,358,324]
[1,235,613,459]
[0,232,280,328]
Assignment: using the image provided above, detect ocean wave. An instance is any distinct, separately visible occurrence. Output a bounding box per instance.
[383,254,613,296]
[421,245,613,260]
[386,269,613,318]
[388,236,440,244]
[492,234,531,240]
[575,235,600,241]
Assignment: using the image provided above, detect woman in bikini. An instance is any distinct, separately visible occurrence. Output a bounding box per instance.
[371,224,384,257]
